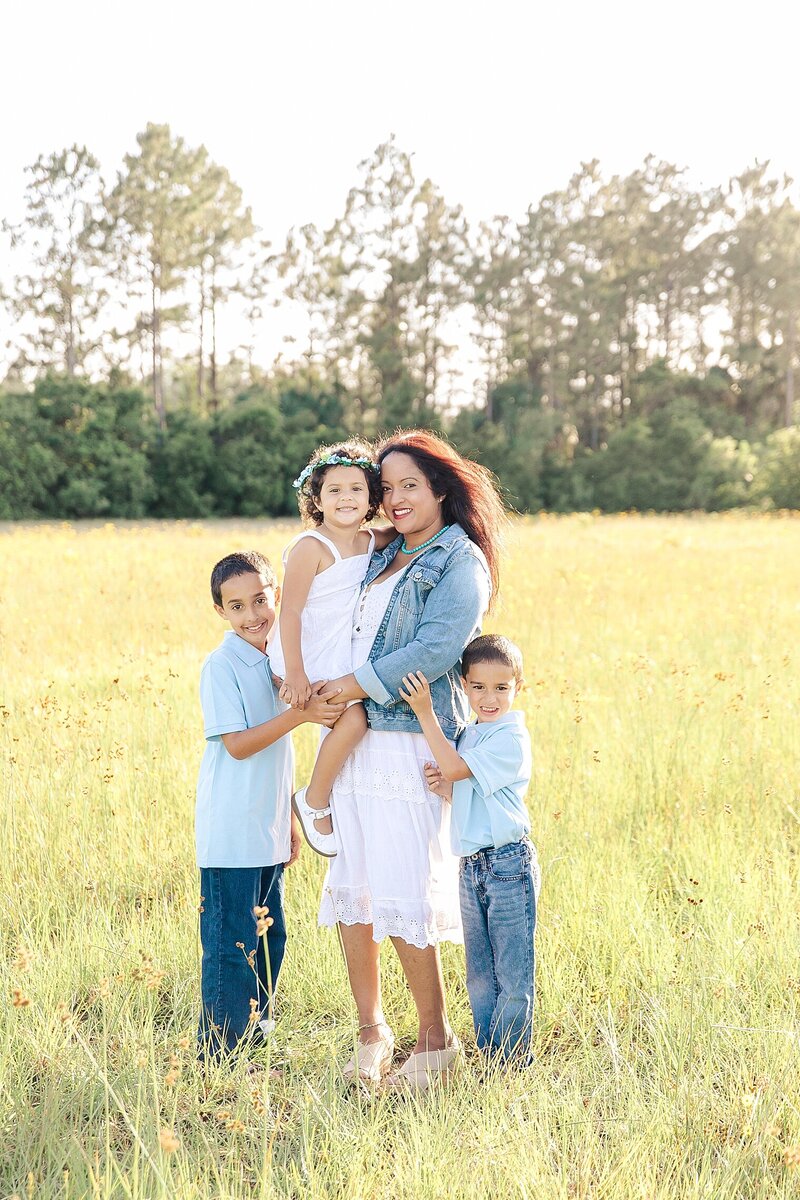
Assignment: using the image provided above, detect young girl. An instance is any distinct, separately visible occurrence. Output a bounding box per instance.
[268,441,393,857]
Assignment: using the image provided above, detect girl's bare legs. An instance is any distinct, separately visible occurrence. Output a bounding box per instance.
[390,939,454,1053]
[337,922,389,1044]
[305,703,367,835]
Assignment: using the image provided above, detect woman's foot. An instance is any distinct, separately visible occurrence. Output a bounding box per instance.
[382,1035,461,1092]
[342,1022,395,1086]
[291,787,337,857]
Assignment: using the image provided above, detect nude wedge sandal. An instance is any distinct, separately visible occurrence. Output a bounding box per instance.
[342,1028,395,1086]
[383,1037,462,1092]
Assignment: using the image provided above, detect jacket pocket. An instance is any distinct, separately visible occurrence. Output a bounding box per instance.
[394,567,439,639]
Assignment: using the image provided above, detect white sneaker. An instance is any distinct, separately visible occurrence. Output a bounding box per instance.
[291,787,337,857]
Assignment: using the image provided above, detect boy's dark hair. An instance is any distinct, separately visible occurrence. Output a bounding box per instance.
[211,551,276,607]
[461,634,524,685]
[297,439,382,526]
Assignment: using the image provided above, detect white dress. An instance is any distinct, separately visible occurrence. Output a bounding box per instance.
[318,569,463,949]
[268,529,375,681]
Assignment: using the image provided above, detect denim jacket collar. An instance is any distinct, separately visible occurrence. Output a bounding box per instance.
[365,522,468,585]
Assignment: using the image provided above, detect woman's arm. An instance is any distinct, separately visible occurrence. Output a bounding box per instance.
[278,538,323,708]
[354,553,491,706]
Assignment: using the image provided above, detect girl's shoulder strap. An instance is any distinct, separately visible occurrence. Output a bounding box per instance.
[282,528,341,565]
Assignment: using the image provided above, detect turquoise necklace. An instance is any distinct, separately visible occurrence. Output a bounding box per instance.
[400,524,449,555]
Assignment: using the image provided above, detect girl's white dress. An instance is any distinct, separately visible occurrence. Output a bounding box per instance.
[318,569,463,949]
[268,529,375,681]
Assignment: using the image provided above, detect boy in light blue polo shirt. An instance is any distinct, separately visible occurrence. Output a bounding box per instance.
[197,551,344,1061]
[400,635,540,1064]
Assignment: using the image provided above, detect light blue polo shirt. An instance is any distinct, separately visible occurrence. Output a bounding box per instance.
[451,710,532,857]
[196,630,293,868]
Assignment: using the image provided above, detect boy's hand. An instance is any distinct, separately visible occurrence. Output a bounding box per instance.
[305,686,345,729]
[424,760,453,800]
[279,670,312,710]
[287,813,302,866]
[399,671,434,715]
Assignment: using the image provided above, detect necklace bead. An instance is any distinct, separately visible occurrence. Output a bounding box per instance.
[400,525,449,555]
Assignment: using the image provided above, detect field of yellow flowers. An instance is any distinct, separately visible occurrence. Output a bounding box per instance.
[1,515,799,1199]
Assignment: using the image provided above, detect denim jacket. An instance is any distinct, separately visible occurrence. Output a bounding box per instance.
[353,523,491,740]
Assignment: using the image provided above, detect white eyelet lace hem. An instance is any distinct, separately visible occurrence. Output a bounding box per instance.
[319,886,463,950]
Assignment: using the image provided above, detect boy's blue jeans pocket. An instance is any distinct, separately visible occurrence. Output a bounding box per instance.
[459,839,539,1062]
[198,865,286,1059]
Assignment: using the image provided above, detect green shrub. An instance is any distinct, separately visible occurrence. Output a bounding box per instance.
[758,426,800,509]
[150,410,215,517]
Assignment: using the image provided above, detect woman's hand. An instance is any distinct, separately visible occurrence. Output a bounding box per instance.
[399,671,434,716]
[424,760,452,800]
[304,685,345,728]
[279,670,312,710]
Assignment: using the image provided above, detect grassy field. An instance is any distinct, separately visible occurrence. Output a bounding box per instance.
[1,514,799,1200]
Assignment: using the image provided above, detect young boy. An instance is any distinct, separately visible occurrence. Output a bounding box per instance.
[197,550,345,1060]
[400,634,539,1064]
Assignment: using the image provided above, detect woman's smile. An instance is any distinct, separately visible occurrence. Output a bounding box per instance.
[380,451,443,542]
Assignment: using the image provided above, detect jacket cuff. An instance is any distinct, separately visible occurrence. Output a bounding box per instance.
[354,660,393,706]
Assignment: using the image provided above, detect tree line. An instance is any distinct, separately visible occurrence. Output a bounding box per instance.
[2,372,800,519]
[2,125,800,515]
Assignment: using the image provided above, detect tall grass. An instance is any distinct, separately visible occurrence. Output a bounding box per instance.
[1,515,798,1199]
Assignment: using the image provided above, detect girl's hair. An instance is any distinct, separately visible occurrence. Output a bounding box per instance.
[296,439,382,526]
[376,429,506,602]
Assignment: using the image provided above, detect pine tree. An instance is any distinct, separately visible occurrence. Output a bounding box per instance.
[3,146,105,376]
[105,123,209,426]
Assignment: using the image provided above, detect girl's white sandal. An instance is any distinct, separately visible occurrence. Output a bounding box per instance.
[342,1029,395,1086]
[291,786,337,857]
[383,1037,462,1092]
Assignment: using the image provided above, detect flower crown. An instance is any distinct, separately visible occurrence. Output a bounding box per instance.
[292,454,380,491]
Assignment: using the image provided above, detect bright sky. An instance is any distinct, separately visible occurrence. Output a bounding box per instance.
[2,0,798,387]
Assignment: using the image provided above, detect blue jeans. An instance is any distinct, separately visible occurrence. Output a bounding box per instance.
[198,865,286,1059]
[459,838,540,1062]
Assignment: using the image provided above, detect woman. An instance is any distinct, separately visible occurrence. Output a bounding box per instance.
[316,429,505,1089]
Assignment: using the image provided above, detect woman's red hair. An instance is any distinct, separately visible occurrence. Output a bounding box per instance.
[377,429,506,604]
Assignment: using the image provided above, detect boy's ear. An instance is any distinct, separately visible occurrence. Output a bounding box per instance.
[214,603,227,620]
[274,584,281,605]
[460,675,468,689]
